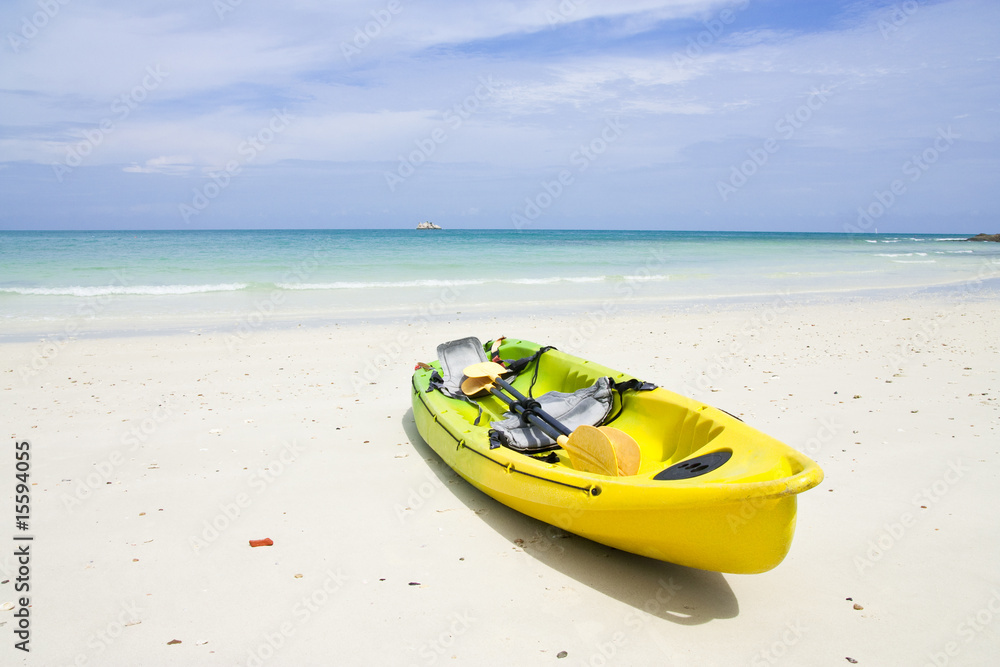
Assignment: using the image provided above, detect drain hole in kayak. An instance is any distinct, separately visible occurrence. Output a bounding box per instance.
[654,450,733,481]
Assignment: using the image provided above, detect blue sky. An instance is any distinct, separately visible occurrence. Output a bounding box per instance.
[0,0,997,231]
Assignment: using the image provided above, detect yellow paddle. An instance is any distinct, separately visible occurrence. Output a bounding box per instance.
[461,362,640,477]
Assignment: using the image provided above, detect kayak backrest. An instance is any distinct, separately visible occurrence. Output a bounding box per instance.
[434,336,489,400]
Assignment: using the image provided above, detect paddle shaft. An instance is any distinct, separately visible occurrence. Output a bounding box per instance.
[488,383,635,476]
[489,376,571,437]
[484,386,570,441]
[466,367,637,477]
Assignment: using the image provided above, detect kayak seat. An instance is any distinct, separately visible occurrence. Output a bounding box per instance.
[489,377,615,453]
[431,336,492,401]
[428,337,617,453]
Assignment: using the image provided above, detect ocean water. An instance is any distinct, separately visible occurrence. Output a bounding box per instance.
[1,229,998,338]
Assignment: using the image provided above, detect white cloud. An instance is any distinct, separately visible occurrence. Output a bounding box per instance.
[0,0,997,230]
[122,156,195,175]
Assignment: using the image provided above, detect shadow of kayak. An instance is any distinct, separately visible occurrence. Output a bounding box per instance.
[401,409,738,625]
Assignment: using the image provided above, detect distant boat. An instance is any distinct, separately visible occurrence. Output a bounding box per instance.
[416,221,442,230]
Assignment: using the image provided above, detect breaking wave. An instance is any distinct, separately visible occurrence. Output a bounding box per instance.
[0,283,250,296]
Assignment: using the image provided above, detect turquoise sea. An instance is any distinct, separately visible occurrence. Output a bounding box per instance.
[1,230,998,338]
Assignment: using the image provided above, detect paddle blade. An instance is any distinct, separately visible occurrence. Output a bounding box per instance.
[599,426,641,476]
[460,375,495,397]
[462,361,507,379]
[562,425,620,476]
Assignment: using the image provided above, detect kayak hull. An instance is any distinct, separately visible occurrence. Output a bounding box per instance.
[411,338,823,574]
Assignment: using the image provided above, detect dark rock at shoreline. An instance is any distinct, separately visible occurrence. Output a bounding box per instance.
[966,233,1000,242]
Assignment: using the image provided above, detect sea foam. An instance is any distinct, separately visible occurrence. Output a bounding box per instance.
[0,283,249,296]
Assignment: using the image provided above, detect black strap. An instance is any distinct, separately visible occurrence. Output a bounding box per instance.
[426,369,444,392]
[426,369,486,425]
[613,378,657,393]
[529,451,560,464]
[604,378,657,425]
[426,343,558,427]
[502,345,556,398]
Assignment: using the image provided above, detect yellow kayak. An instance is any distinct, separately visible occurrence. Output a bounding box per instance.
[411,337,823,574]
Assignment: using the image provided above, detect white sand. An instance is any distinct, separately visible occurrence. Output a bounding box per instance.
[2,293,998,665]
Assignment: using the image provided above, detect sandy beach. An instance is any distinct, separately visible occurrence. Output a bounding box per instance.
[2,290,998,666]
[4,0,999,661]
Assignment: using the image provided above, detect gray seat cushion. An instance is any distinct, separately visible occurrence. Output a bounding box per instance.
[490,376,615,452]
